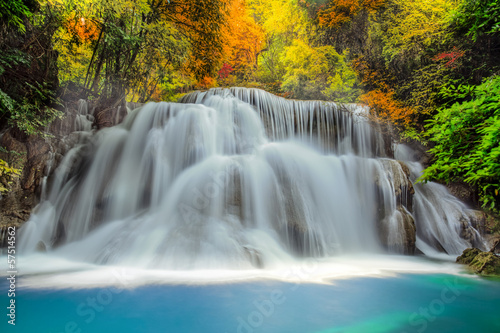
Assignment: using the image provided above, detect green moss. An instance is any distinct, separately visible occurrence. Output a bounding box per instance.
[457,248,500,276]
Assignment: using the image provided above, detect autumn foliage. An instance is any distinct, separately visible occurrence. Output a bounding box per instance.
[221,0,264,78]
[353,58,415,127]
[360,89,415,127]
[318,0,385,28]
[64,17,98,42]
[218,63,233,79]
[197,76,217,89]
[433,47,465,68]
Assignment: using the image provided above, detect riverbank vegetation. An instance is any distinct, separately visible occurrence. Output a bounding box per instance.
[0,0,499,212]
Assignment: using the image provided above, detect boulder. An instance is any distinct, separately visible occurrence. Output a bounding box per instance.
[465,210,487,235]
[490,237,500,255]
[446,182,477,207]
[379,206,416,255]
[457,248,500,276]
[457,210,488,250]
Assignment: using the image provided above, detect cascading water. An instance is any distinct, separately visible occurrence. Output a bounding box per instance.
[74,99,94,132]
[395,145,487,255]
[17,88,486,270]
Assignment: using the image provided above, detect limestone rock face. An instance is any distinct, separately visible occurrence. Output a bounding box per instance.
[0,129,36,240]
[275,172,321,257]
[0,187,35,252]
[377,159,415,212]
[94,105,127,129]
[379,206,416,255]
[458,210,488,249]
[490,237,500,255]
[457,248,500,276]
[375,159,416,254]
[446,182,477,206]
[0,97,126,240]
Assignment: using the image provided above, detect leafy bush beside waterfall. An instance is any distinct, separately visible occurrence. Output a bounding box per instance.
[421,76,500,212]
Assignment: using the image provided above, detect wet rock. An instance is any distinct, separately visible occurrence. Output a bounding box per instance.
[267,168,323,257]
[458,210,488,249]
[0,189,35,227]
[379,206,416,255]
[243,245,262,268]
[456,247,482,264]
[465,210,487,235]
[1,129,27,155]
[490,237,500,255]
[403,139,432,166]
[0,193,33,251]
[1,96,129,247]
[22,137,52,193]
[446,182,478,207]
[224,165,243,220]
[36,241,47,252]
[373,159,417,254]
[126,102,144,111]
[94,104,127,129]
[457,248,500,276]
[376,159,415,212]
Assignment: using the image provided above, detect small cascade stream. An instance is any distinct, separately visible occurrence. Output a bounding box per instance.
[16,88,486,269]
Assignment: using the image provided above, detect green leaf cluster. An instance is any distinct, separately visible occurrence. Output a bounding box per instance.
[0,0,34,33]
[0,2,62,137]
[0,56,63,136]
[421,76,500,211]
[452,0,500,40]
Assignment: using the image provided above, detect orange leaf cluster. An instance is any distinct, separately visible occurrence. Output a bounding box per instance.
[360,89,415,126]
[65,17,98,42]
[318,0,385,28]
[197,76,217,89]
[166,0,232,79]
[353,57,415,127]
[221,0,265,76]
[352,57,392,91]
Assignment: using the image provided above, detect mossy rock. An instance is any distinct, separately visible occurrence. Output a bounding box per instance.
[456,248,482,265]
[457,248,500,276]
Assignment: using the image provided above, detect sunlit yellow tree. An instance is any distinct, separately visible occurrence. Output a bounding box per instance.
[218,0,265,82]
[379,0,459,63]
[281,39,360,101]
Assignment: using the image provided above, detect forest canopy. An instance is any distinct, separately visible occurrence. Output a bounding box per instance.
[0,0,499,211]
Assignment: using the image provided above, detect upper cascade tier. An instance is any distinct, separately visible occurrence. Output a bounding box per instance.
[180,88,388,158]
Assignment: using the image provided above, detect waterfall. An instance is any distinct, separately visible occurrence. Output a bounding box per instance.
[17,88,486,269]
[394,145,488,255]
[74,99,94,132]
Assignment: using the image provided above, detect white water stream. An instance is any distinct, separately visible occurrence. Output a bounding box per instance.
[16,88,486,274]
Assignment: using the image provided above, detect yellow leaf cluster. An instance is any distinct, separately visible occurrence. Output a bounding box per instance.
[247,0,312,40]
[0,159,21,194]
[381,0,460,61]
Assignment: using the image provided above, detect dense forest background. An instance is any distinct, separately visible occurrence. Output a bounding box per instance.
[0,0,499,213]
